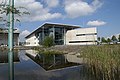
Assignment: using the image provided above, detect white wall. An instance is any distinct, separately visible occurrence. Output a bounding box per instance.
[25,34,39,46]
[66,27,97,45]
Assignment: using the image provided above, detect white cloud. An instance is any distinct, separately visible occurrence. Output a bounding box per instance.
[14,0,62,22]
[19,30,30,41]
[1,0,103,21]
[44,0,59,8]
[87,20,106,26]
[64,0,103,18]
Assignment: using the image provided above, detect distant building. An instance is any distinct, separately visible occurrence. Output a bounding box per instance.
[25,23,97,46]
[0,29,19,46]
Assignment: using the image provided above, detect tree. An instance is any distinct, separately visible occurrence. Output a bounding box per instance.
[101,37,107,43]
[42,36,54,47]
[97,37,101,45]
[118,35,120,42]
[107,38,111,44]
[97,37,101,42]
[111,35,117,44]
[0,4,30,23]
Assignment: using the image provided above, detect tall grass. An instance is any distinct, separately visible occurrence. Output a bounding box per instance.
[81,45,120,80]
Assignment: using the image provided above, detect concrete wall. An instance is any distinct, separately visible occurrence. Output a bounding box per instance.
[0,33,19,46]
[66,27,97,45]
[25,34,39,46]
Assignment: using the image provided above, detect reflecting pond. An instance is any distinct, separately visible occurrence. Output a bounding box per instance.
[26,51,80,71]
[0,50,83,80]
[0,50,19,63]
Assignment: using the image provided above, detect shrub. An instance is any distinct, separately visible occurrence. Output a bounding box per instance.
[42,36,54,47]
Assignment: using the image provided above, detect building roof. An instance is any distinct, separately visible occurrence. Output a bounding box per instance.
[0,32,19,34]
[0,28,19,34]
[25,22,81,38]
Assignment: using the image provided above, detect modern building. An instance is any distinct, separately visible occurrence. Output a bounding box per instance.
[25,23,97,46]
[0,28,19,46]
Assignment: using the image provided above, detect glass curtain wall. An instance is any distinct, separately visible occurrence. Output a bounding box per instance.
[37,26,65,45]
[37,27,54,45]
[54,27,64,45]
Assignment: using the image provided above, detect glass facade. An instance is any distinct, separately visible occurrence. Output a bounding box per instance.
[54,27,64,45]
[25,23,81,46]
[36,26,66,45]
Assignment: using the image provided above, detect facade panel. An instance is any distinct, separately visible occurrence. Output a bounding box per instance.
[66,27,97,45]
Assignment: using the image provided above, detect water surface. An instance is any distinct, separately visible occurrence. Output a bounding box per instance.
[26,51,80,71]
[0,50,83,80]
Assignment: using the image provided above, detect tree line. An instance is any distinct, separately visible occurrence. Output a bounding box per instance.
[98,35,120,44]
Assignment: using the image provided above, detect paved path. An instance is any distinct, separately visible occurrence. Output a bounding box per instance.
[0,50,82,80]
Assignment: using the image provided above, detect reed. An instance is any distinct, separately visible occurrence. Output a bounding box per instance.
[81,45,120,80]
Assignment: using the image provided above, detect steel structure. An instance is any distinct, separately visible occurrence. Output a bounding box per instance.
[8,0,14,80]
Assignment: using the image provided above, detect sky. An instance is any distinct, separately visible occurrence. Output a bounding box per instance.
[1,0,120,41]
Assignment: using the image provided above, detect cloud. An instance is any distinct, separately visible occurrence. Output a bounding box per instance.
[14,0,62,22]
[87,20,106,26]
[44,0,59,8]
[64,0,103,18]
[1,0,103,22]
[19,30,30,41]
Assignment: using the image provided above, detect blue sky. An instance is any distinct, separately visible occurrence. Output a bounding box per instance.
[12,0,120,41]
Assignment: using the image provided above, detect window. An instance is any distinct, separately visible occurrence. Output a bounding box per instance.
[54,27,64,45]
[76,33,97,36]
[69,41,97,43]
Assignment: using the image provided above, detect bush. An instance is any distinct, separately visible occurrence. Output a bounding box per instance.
[42,36,54,47]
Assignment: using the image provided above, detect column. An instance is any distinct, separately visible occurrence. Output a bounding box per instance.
[52,25,55,44]
[64,27,66,45]
[42,26,44,41]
